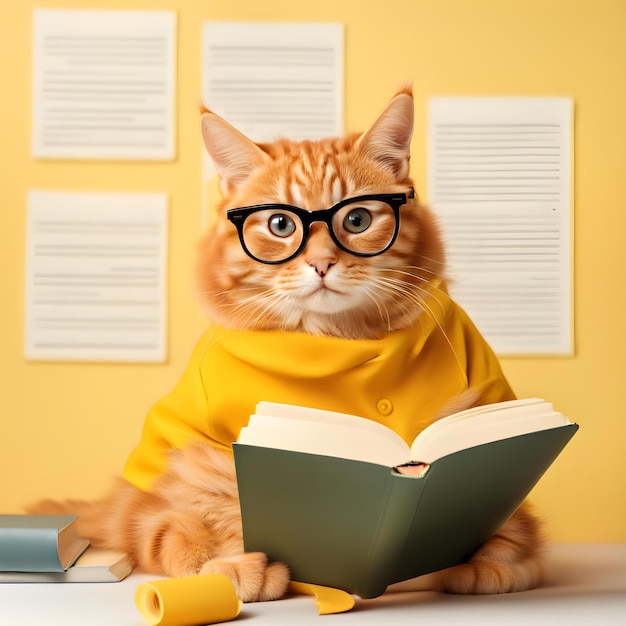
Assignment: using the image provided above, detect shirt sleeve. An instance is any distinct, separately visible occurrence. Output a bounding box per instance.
[460,308,517,405]
[122,331,220,491]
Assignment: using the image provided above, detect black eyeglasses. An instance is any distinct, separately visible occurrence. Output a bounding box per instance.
[226,189,414,265]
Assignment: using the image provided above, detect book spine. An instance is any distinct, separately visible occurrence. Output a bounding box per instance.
[0,529,64,572]
[354,473,426,599]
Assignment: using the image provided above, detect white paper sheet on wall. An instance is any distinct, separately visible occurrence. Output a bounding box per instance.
[202,22,344,145]
[32,9,176,160]
[200,22,343,225]
[25,191,168,362]
[428,97,573,355]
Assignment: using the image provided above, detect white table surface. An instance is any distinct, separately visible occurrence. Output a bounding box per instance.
[0,544,624,626]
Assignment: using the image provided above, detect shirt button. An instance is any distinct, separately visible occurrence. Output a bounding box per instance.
[376,399,393,416]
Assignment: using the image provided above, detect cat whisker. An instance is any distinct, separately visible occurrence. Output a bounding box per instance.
[248,292,299,332]
[222,287,284,329]
[360,283,392,333]
[368,274,466,379]
[223,288,275,310]
[378,267,451,317]
[200,326,229,354]
[379,265,443,286]
[372,274,444,326]
[392,277,448,320]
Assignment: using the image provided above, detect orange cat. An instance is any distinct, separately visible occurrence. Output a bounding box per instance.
[30,87,544,601]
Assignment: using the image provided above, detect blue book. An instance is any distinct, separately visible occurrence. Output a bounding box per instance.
[0,515,89,572]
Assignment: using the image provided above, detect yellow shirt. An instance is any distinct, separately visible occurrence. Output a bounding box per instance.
[123,286,514,491]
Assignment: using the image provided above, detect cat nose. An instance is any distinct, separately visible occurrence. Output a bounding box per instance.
[306,225,337,276]
[309,259,335,277]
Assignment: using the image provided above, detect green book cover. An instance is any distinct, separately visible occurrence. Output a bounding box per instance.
[234,423,577,599]
[0,515,90,572]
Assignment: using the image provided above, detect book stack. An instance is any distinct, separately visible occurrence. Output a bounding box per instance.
[0,514,133,582]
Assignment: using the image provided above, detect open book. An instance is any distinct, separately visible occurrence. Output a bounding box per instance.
[234,399,578,598]
[238,398,572,468]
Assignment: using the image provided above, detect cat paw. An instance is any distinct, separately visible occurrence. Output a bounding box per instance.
[437,557,542,594]
[439,504,545,594]
[199,552,290,602]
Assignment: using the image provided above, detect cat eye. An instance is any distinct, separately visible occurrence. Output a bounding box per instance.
[268,214,297,238]
[226,189,415,265]
[343,208,372,234]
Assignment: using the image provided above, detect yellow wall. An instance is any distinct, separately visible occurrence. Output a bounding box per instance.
[1,0,625,542]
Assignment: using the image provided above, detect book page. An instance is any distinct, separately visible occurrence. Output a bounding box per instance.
[32,9,176,160]
[71,548,127,567]
[240,400,572,467]
[25,191,168,362]
[238,403,409,467]
[410,399,570,463]
[0,548,133,582]
[428,97,573,355]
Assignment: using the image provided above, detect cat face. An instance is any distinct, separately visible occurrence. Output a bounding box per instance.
[197,88,445,339]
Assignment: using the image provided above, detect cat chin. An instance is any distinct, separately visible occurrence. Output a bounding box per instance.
[298,288,361,315]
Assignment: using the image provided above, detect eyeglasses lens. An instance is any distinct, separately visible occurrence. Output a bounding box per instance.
[241,209,304,263]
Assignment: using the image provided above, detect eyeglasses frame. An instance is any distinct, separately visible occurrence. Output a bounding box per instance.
[226,188,415,265]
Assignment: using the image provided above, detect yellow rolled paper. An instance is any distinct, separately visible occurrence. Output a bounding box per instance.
[288,581,355,614]
[135,574,242,626]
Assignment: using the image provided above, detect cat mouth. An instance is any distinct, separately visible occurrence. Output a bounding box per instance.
[294,274,348,310]
[311,282,342,296]
[298,282,352,314]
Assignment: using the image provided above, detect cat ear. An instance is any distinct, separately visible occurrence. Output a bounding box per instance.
[356,89,414,180]
[200,109,270,193]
